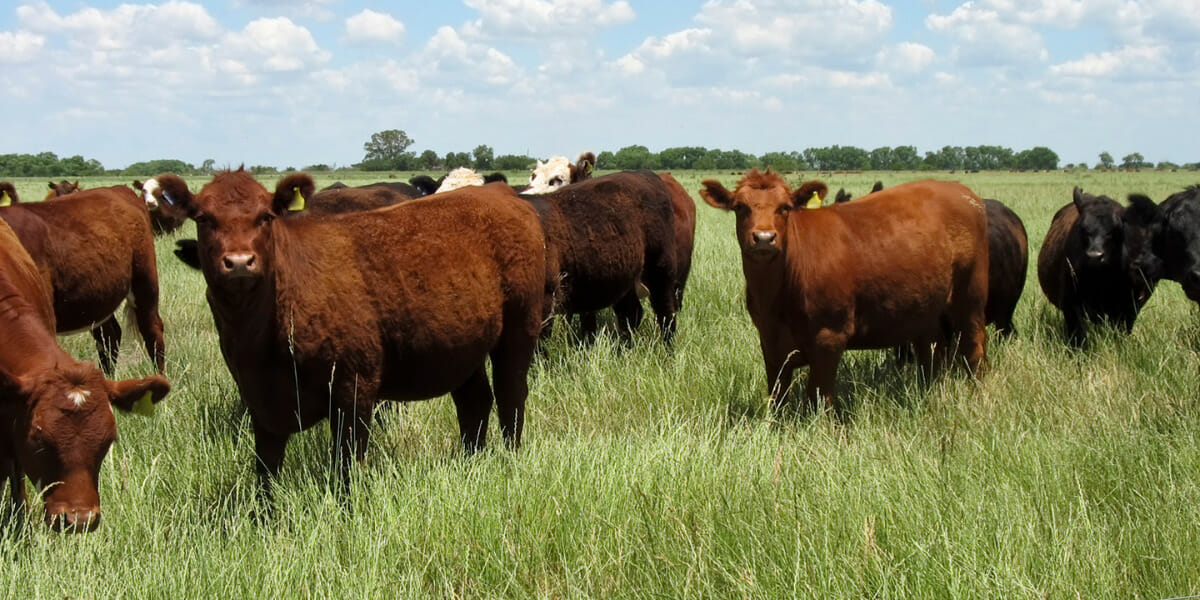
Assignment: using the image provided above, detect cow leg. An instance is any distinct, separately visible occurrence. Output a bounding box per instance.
[91,316,121,375]
[1,441,26,528]
[578,311,601,342]
[329,392,372,497]
[1063,306,1087,347]
[642,264,678,345]
[806,349,843,415]
[252,422,290,508]
[491,340,535,451]
[613,292,644,344]
[130,269,167,373]
[761,339,803,415]
[452,368,495,454]
[959,319,989,378]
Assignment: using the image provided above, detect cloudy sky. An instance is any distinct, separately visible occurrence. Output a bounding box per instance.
[1,0,1196,170]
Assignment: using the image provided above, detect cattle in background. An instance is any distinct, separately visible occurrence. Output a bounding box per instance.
[293,175,418,215]
[134,175,191,235]
[0,218,169,532]
[0,185,165,374]
[522,169,678,344]
[436,167,485,193]
[1134,185,1200,303]
[168,169,546,501]
[701,172,989,413]
[524,152,596,195]
[410,171,514,196]
[833,181,883,204]
[1037,186,1159,345]
[45,180,81,200]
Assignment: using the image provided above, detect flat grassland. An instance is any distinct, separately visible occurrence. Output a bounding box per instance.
[2,170,1199,598]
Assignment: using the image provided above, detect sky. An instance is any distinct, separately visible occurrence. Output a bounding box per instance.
[1,0,1197,170]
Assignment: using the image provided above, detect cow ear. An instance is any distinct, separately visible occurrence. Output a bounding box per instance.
[173,239,202,270]
[699,180,735,210]
[274,173,315,214]
[1072,186,1087,209]
[131,180,143,192]
[107,375,170,417]
[794,181,828,209]
[573,152,596,183]
[0,182,17,207]
[871,181,883,193]
[1124,194,1159,227]
[835,188,851,203]
[47,181,56,191]
[155,174,191,210]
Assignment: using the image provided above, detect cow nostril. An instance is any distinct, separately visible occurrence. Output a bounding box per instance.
[754,231,777,245]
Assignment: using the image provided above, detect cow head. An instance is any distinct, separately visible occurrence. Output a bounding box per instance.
[4,362,169,532]
[1146,185,1200,302]
[526,157,572,194]
[45,180,80,200]
[1070,187,1125,269]
[170,168,312,290]
[700,169,826,260]
[1123,194,1161,302]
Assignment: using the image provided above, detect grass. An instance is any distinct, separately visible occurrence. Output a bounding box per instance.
[2,170,1200,598]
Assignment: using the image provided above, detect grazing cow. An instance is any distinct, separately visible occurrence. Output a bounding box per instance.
[524,152,596,195]
[0,185,166,374]
[657,173,697,308]
[1037,187,1159,345]
[982,198,1028,336]
[1133,185,1200,302]
[168,168,546,501]
[701,171,989,413]
[134,175,191,235]
[521,170,678,344]
[0,218,169,532]
[45,180,81,200]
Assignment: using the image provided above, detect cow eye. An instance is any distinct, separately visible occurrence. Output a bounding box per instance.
[193,213,215,229]
[550,177,562,186]
[256,213,275,227]
[778,205,791,215]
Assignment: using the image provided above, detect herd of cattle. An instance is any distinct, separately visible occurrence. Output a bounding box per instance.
[1,155,1199,533]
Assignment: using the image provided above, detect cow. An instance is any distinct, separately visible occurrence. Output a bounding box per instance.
[657,173,697,308]
[0,185,165,374]
[133,175,190,235]
[701,171,989,414]
[521,169,678,344]
[0,218,169,532]
[436,167,485,193]
[1037,186,1159,345]
[166,168,546,502]
[1132,185,1200,303]
[45,180,81,200]
[524,152,596,195]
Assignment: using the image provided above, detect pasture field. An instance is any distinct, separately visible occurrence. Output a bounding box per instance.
[2,170,1200,599]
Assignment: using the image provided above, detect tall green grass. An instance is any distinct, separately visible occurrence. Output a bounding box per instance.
[2,170,1199,598]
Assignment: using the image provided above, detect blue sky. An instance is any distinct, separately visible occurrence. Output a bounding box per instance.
[1,0,1197,170]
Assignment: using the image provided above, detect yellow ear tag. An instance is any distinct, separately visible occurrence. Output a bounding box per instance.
[287,186,305,212]
[131,390,155,417]
[805,191,822,209]
[0,190,10,207]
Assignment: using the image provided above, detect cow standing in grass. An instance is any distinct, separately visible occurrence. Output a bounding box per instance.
[701,171,989,413]
[0,218,169,532]
[0,185,165,374]
[169,168,547,502]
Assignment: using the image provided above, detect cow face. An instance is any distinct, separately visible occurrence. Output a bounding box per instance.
[1149,186,1200,301]
[1071,187,1124,269]
[525,157,572,195]
[701,171,825,261]
[10,363,169,532]
[1123,194,1161,300]
[175,169,311,290]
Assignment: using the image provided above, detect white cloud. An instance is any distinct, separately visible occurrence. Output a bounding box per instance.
[223,17,330,74]
[926,3,1049,66]
[0,30,44,63]
[461,0,635,39]
[876,42,935,74]
[1049,44,1168,78]
[344,10,405,45]
[694,0,892,57]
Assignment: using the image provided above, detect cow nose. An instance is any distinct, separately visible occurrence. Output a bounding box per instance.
[1085,249,1105,262]
[753,231,777,246]
[47,507,101,533]
[221,253,256,274]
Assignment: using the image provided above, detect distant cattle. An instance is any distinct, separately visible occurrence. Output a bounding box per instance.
[0,185,165,374]
[833,181,882,204]
[436,167,485,193]
[1134,185,1200,303]
[134,175,191,235]
[168,169,547,500]
[0,217,169,532]
[411,171,514,196]
[701,171,989,413]
[524,152,596,195]
[45,180,81,200]
[521,169,678,343]
[1037,186,1159,344]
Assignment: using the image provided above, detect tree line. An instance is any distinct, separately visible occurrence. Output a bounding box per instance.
[2,132,1196,177]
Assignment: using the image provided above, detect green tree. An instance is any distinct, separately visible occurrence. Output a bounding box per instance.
[613,145,656,170]
[1121,152,1148,169]
[495,154,535,170]
[444,151,472,170]
[361,129,414,168]
[419,150,441,169]
[1013,146,1059,170]
[595,151,616,170]
[1098,151,1114,169]
[658,146,708,170]
[759,152,800,172]
[472,145,494,170]
[123,159,196,176]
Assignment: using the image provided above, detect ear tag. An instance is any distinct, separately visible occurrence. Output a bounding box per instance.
[0,190,10,207]
[161,191,174,206]
[288,186,306,212]
[131,391,155,417]
[805,191,822,209]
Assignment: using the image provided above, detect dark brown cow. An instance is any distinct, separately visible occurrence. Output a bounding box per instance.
[303,176,419,213]
[658,173,697,308]
[522,170,678,343]
[168,169,546,500]
[0,218,169,532]
[701,171,989,413]
[45,180,81,200]
[0,185,165,374]
[133,175,190,235]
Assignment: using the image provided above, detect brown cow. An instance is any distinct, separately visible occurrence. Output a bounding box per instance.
[658,173,697,308]
[45,180,81,200]
[168,168,546,501]
[0,185,165,374]
[134,175,191,235]
[0,218,169,532]
[701,171,989,413]
[521,169,678,343]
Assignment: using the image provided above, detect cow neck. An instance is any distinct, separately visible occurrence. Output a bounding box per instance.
[740,250,792,313]
[0,290,64,385]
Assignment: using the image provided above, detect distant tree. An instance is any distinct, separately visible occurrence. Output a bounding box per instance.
[889,146,922,170]
[123,159,195,176]
[472,145,494,170]
[595,151,616,170]
[963,145,1014,170]
[759,151,801,172]
[0,151,107,177]
[1121,152,1149,169]
[495,154,535,170]
[361,129,414,168]
[1013,146,1059,170]
[249,165,277,175]
[444,151,472,170]
[200,159,216,174]
[419,150,440,169]
[303,164,332,172]
[658,146,708,170]
[613,145,657,170]
[1157,161,1180,170]
[1098,151,1115,169]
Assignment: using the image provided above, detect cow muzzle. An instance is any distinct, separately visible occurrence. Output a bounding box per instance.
[45,506,101,533]
[747,231,779,256]
[220,252,259,278]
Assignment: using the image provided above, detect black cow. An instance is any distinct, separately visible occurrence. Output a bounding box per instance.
[1134,185,1200,303]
